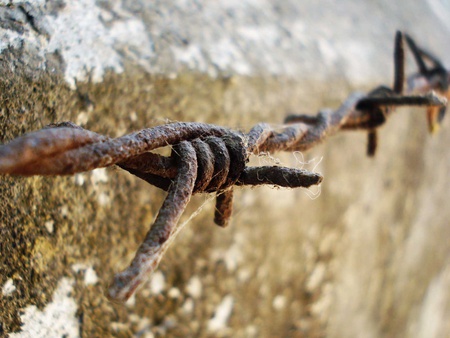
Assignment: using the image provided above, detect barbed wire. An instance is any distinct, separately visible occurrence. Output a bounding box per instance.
[0,31,448,302]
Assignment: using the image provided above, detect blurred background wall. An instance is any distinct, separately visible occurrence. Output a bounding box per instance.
[0,1,449,337]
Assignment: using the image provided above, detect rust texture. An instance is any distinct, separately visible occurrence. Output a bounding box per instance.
[0,31,448,302]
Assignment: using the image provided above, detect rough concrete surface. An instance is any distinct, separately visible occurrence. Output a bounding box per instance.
[0,0,450,337]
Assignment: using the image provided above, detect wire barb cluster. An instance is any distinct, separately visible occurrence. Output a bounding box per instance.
[0,31,448,302]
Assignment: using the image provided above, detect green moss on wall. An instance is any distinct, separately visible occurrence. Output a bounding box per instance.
[1,66,345,336]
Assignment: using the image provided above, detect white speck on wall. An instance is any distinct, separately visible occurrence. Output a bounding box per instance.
[167,287,181,299]
[71,263,98,285]
[161,315,177,330]
[83,267,99,286]
[90,168,109,185]
[71,262,89,272]
[185,275,202,299]
[125,293,136,307]
[306,262,326,292]
[2,278,16,297]
[129,314,151,332]
[97,192,111,206]
[150,271,166,294]
[207,294,234,332]
[224,243,244,272]
[237,267,252,283]
[60,205,69,217]
[182,297,194,315]
[130,111,138,122]
[73,174,85,186]
[75,112,89,126]
[245,325,258,337]
[311,283,333,319]
[9,278,79,338]
[44,220,54,234]
[110,322,129,333]
[272,295,287,311]
[89,168,112,205]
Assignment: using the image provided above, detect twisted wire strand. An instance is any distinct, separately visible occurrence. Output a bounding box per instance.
[108,141,198,303]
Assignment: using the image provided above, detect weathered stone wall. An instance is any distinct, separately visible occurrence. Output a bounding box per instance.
[1,1,449,337]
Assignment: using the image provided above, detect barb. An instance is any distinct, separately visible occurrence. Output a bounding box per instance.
[0,31,448,302]
[404,32,450,132]
[108,141,198,302]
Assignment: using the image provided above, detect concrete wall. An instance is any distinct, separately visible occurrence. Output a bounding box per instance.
[1,1,449,337]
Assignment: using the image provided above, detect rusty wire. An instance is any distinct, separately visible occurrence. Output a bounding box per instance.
[0,31,448,302]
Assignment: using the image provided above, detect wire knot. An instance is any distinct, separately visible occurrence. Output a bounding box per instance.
[188,132,248,194]
[171,132,247,227]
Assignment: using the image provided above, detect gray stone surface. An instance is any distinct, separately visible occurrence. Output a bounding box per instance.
[1,1,450,337]
[2,0,450,86]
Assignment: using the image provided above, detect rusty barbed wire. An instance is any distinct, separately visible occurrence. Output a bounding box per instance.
[0,31,448,302]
